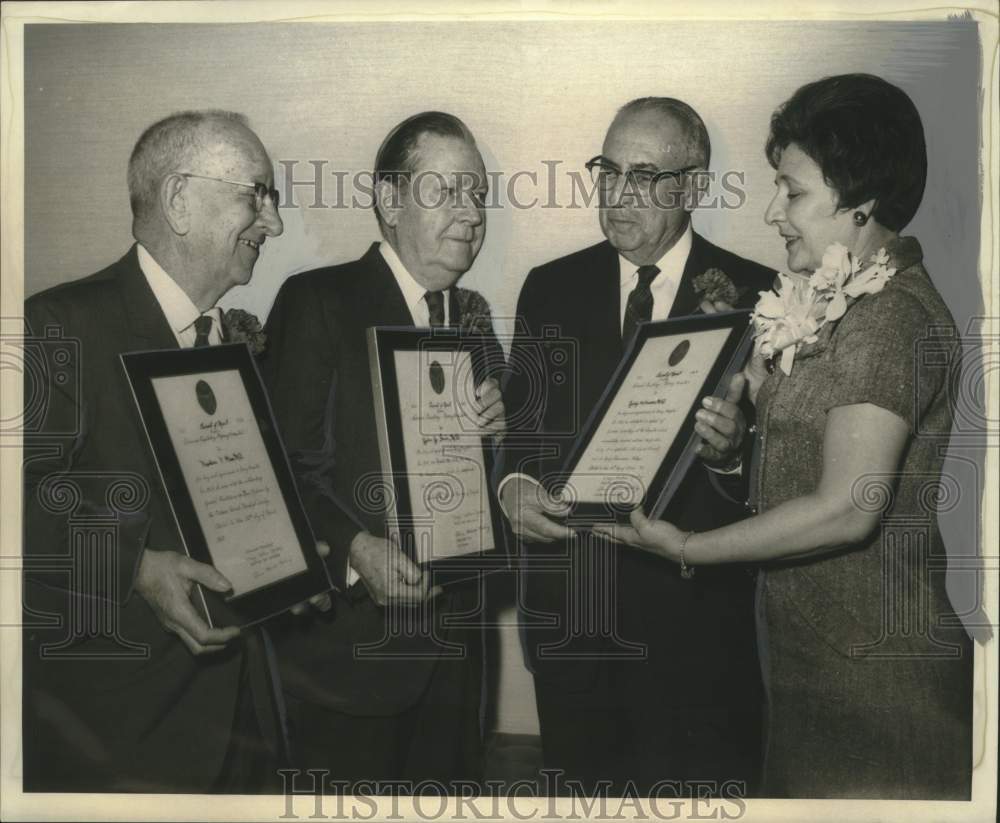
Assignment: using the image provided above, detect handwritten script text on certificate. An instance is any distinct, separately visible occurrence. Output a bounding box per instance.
[567,327,731,506]
[392,349,494,563]
[151,370,307,596]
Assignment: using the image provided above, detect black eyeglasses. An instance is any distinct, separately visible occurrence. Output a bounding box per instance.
[585,157,697,191]
[178,172,280,212]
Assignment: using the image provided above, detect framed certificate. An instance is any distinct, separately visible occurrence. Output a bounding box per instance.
[367,327,508,585]
[557,310,754,523]
[121,344,332,628]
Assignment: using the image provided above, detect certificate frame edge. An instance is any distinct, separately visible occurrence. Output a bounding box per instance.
[367,325,510,582]
[647,321,755,521]
[557,309,754,522]
[119,343,332,627]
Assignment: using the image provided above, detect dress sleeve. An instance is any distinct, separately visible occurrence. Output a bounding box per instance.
[822,286,944,432]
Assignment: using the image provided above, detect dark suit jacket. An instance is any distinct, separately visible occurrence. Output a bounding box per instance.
[261,242,505,717]
[22,246,278,792]
[502,233,775,701]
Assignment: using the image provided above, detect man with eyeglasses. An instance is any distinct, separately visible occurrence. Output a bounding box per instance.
[500,97,775,796]
[22,110,286,792]
[260,111,504,788]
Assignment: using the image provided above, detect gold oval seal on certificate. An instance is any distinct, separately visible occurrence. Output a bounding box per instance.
[429,360,446,394]
[668,339,690,366]
[195,379,217,415]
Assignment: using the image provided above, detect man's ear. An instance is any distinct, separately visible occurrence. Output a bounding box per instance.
[682,167,710,212]
[375,178,403,229]
[160,173,191,236]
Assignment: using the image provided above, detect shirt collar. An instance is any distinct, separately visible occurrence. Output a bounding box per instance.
[136,244,217,336]
[618,222,694,287]
[378,240,439,318]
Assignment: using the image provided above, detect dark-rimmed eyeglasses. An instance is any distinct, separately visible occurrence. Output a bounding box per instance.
[178,172,280,212]
[585,157,697,191]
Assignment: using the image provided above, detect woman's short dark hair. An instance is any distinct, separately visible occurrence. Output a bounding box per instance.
[765,74,926,232]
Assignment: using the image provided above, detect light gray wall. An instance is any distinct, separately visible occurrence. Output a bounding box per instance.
[24,19,989,734]
[25,21,984,327]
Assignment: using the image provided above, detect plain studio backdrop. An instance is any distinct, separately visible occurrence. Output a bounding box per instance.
[23,19,988,735]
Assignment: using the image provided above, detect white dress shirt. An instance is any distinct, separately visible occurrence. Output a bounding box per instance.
[379,241,451,326]
[498,223,740,515]
[617,222,693,332]
[343,242,451,586]
[137,244,223,347]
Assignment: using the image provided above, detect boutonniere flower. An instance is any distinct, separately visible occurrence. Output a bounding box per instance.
[752,243,895,376]
[456,289,494,335]
[693,267,740,306]
[223,308,267,355]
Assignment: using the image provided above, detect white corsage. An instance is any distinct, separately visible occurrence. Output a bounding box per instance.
[752,244,896,375]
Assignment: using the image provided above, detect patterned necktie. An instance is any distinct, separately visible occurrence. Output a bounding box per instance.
[193,314,213,348]
[424,290,446,327]
[622,264,660,342]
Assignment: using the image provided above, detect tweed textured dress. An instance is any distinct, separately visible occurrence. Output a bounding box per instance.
[752,236,973,799]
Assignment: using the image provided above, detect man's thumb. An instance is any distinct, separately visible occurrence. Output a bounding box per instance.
[187,560,233,593]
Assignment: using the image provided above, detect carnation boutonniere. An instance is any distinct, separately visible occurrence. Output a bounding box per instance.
[693,267,740,307]
[223,308,267,356]
[456,289,494,335]
[751,243,896,376]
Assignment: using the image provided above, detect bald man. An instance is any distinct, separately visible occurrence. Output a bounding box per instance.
[501,98,775,796]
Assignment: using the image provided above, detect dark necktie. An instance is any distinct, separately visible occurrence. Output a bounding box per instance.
[622,264,660,342]
[424,290,446,327]
[193,314,214,348]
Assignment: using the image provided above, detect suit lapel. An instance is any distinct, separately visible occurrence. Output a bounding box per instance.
[360,243,417,327]
[447,287,460,329]
[590,241,625,352]
[117,245,181,350]
[668,231,709,319]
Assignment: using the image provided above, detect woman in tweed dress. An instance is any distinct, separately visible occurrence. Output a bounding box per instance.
[598,74,973,799]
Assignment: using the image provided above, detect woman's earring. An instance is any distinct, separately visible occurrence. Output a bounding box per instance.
[853,211,869,227]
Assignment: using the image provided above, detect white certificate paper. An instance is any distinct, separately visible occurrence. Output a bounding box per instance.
[566,327,732,506]
[392,349,495,563]
[151,369,307,596]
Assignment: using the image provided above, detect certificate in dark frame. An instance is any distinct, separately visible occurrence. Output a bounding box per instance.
[557,310,754,524]
[121,344,332,628]
[367,326,509,586]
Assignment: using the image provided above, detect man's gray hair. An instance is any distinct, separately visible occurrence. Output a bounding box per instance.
[616,97,711,169]
[127,109,250,223]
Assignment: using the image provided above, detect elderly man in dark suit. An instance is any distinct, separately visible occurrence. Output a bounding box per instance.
[261,112,504,788]
[500,97,776,796]
[22,110,286,792]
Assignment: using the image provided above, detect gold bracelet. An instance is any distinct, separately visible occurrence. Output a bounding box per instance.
[679,531,696,580]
